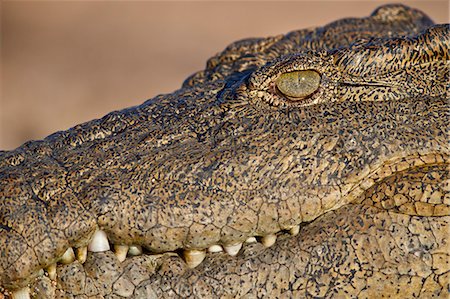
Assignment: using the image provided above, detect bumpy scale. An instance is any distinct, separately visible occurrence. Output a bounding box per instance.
[0,4,449,298]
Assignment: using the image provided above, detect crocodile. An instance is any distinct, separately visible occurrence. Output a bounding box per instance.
[1,4,449,298]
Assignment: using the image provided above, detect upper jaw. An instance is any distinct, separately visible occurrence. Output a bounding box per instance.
[2,93,448,291]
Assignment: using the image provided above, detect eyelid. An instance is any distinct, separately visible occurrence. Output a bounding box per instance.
[275,70,321,100]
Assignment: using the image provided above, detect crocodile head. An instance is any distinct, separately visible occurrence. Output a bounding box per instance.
[1,4,449,298]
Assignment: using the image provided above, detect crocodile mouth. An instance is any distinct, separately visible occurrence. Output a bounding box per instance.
[3,152,448,298]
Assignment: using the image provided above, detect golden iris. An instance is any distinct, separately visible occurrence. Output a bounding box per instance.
[275,70,321,99]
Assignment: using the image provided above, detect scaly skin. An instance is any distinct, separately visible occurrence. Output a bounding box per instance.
[0,4,449,298]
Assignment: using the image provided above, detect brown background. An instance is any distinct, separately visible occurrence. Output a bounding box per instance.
[1,1,448,150]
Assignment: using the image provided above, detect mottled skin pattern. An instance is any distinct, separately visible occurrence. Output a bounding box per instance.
[0,4,449,298]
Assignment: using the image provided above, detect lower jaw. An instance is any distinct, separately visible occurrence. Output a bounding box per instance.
[4,203,448,298]
[2,223,301,298]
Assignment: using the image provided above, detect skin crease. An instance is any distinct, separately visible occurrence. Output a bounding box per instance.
[0,4,449,298]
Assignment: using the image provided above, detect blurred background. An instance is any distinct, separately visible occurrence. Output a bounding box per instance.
[1,1,448,150]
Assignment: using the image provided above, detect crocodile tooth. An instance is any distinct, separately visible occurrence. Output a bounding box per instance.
[76,246,88,264]
[46,263,57,280]
[11,287,30,299]
[183,249,206,268]
[245,236,257,243]
[128,245,143,256]
[114,245,129,262]
[289,225,300,236]
[224,242,242,256]
[88,230,110,252]
[59,247,75,264]
[261,234,277,247]
[207,244,223,253]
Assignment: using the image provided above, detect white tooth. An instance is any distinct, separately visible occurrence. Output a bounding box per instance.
[289,225,300,236]
[11,287,30,299]
[224,242,242,256]
[207,244,223,253]
[59,247,75,264]
[245,237,257,243]
[128,245,143,256]
[183,249,206,268]
[88,230,110,252]
[76,246,88,264]
[46,263,57,280]
[261,234,277,247]
[114,245,129,262]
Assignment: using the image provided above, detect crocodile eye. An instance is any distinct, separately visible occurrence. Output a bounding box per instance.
[275,70,321,100]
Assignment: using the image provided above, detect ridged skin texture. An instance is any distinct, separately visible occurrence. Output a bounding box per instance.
[0,4,449,298]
